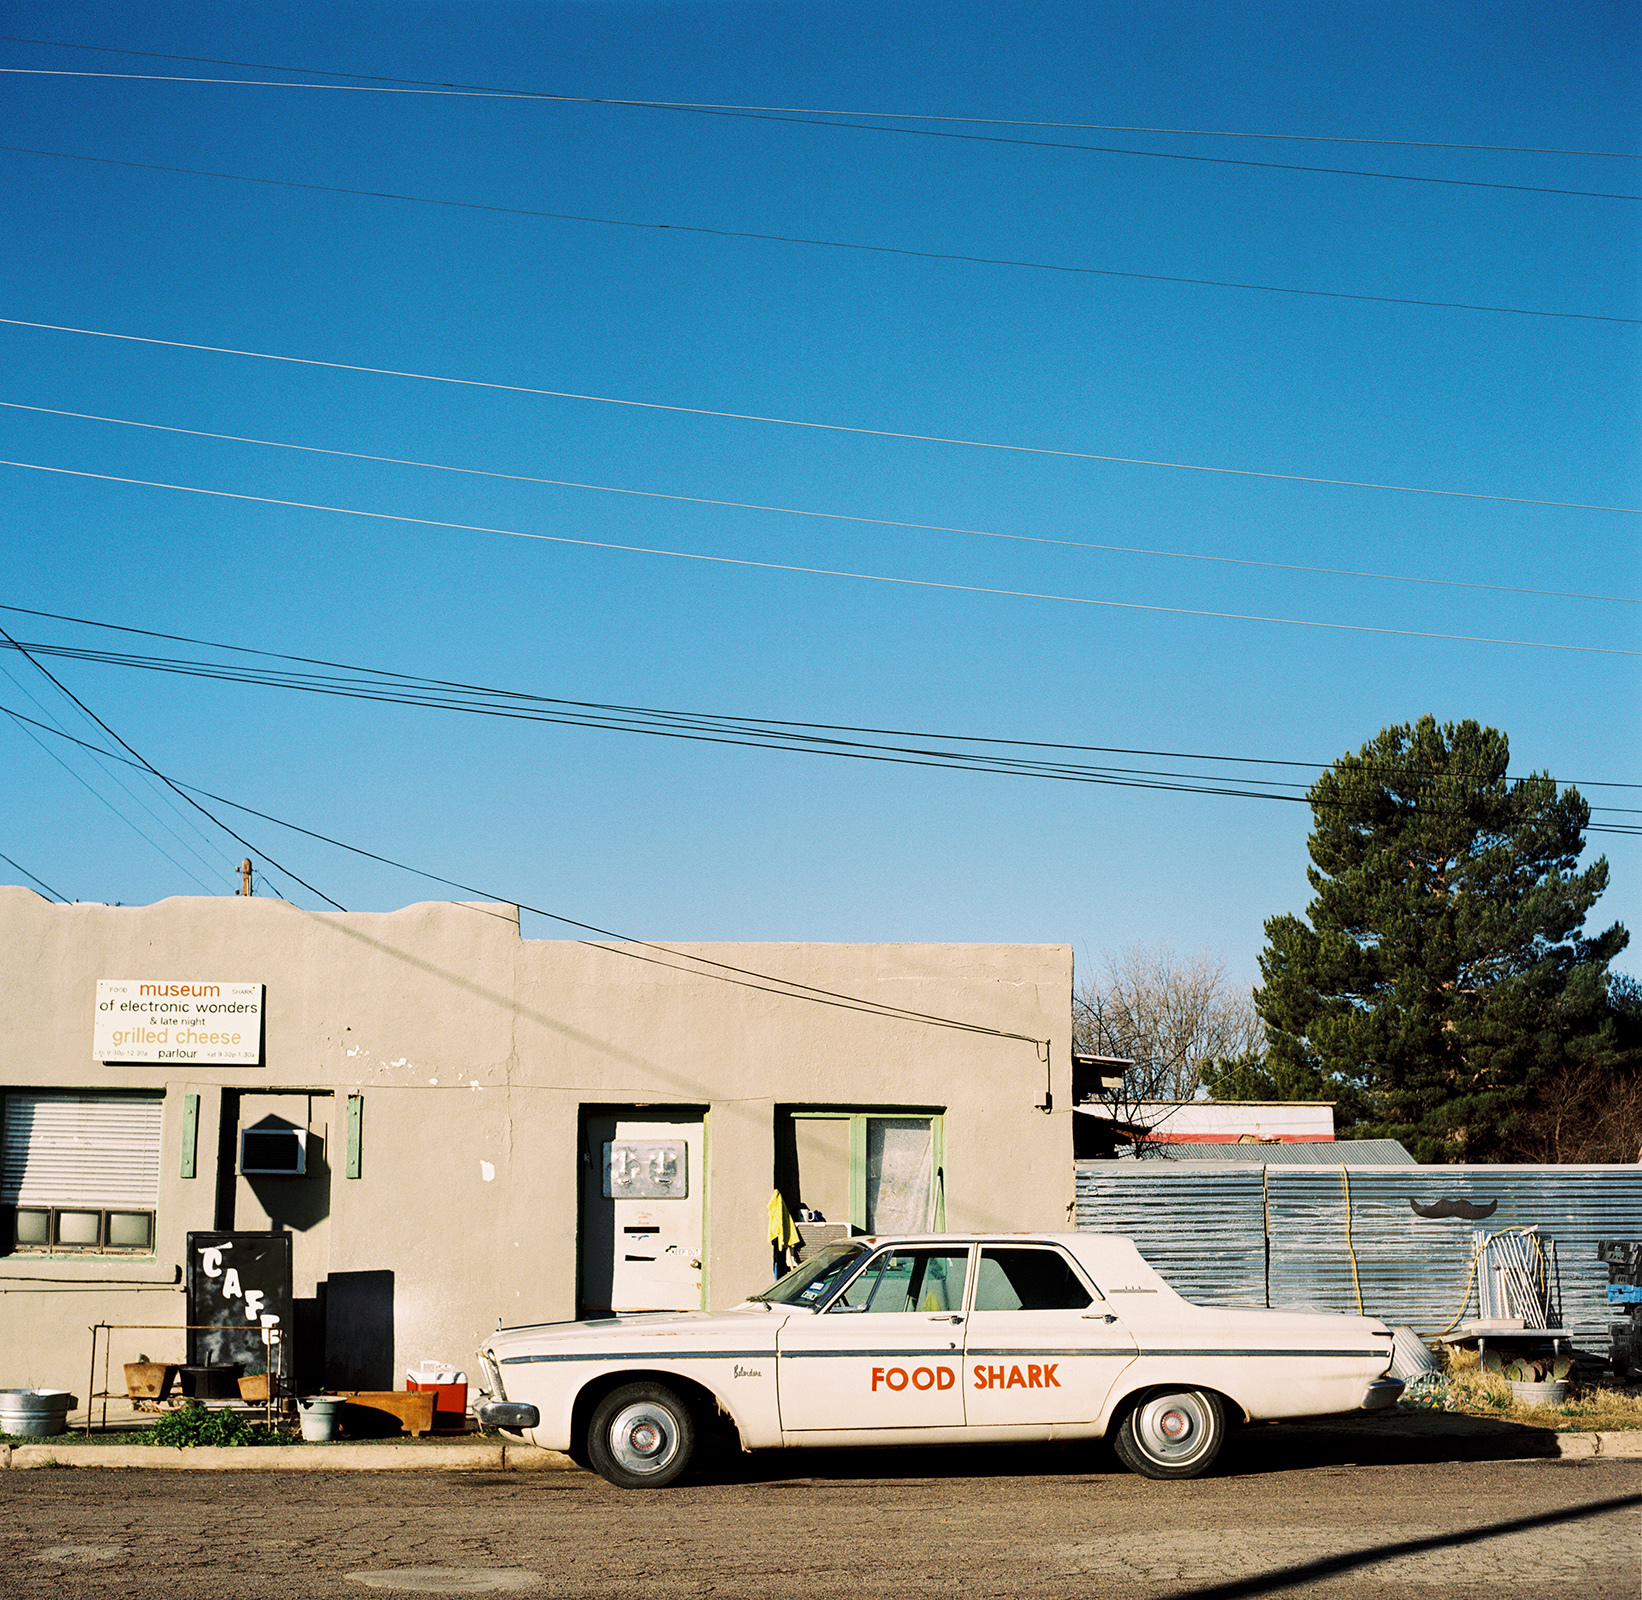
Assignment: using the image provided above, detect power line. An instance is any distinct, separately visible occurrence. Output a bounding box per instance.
[2,611,1636,802]
[5,458,1637,657]
[0,632,232,876]
[0,848,66,900]
[0,623,348,910]
[4,67,1638,202]
[5,145,1634,326]
[0,702,1049,1042]
[0,656,221,891]
[5,318,1635,515]
[7,402,1632,606]
[0,650,1321,803]
[5,36,1636,159]
[6,693,1636,856]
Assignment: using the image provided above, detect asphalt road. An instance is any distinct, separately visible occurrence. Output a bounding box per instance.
[3,1435,1638,1598]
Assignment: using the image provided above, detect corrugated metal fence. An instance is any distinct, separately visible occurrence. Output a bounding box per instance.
[1075,1161,1642,1343]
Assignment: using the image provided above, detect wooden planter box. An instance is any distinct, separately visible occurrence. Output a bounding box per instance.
[124,1362,178,1401]
[332,1390,437,1438]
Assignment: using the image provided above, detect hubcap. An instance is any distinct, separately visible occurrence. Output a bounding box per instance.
[1134,1393,1211,1462]
[607,1403,679,1475]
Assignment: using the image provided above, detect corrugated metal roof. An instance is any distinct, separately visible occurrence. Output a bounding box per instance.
[1075,1161,1642,1343]
[1123,1139,1416,1166]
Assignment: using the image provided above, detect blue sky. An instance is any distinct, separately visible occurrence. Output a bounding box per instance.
[1,0,1637,995]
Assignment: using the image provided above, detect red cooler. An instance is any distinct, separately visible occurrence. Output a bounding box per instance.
[406,1362,468,1432]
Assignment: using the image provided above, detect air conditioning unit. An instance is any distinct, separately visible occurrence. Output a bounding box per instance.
[240,1126,306,1176]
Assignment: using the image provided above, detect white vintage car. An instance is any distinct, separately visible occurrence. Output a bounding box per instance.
[477,1233,1401,1487]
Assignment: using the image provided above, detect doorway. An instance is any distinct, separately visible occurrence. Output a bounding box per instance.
[579,1108,706,1315]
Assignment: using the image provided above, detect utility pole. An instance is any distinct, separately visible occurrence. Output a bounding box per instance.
[240,859,253,897]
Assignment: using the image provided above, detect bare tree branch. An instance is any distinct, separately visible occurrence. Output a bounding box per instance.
[1075,944,1262,1151]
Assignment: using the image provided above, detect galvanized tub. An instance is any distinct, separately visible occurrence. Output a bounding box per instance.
[0,1388,77,1437]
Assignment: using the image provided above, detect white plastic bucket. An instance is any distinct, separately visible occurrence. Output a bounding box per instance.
[296,1395,347,1442]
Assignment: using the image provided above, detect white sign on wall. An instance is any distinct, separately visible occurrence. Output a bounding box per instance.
[94,980,264,1064]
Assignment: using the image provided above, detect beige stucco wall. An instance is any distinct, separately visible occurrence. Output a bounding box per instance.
[0,887,1074,1395]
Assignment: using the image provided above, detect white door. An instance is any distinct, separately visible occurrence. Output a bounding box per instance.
[581,1114,704,1314]
[777,1245,971,1431]
[963,1245,1136,1428]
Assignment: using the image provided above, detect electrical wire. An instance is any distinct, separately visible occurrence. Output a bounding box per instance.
[13,604,1640,794]
[4,68,1637,202]
[3,628,1637,819]
[0,623,348,910]
[5,687,1637,846]
[6,37,1637,158]
[4,319,1636,516]
[0,656,222,890]
[0,639,231,874]
[6,403,1632,606]
[5,146,1633,326]
[0,703,1048,1043]
[4,459,1636,658]
[0,848,65,900]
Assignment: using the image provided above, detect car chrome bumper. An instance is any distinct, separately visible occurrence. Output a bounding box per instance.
[1359,1377,1404,1411]
[477,1401,540,1430]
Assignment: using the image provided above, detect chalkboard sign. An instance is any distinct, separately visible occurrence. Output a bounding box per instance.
[186,1231,293,1386]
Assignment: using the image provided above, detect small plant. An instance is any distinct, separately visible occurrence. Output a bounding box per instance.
[138,1401,288,1449]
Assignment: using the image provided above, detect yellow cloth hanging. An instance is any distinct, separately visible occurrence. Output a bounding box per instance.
[767,1189,801,1249]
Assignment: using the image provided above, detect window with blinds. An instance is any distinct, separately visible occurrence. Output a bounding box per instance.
[2,1091,163,1254]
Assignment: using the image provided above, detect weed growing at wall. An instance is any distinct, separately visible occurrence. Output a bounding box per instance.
[138,1402,289,1448]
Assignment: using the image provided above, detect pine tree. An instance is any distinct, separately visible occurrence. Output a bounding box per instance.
[1254,716,1629,1162]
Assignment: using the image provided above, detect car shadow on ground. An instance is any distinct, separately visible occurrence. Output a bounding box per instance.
[676,1416,1587,1488]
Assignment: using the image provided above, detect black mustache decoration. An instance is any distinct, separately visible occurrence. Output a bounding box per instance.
[1409,1197,1499,1220]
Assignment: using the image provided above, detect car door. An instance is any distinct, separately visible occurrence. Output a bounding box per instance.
[963,1244,1137,1429]
[777,1245,971,1431]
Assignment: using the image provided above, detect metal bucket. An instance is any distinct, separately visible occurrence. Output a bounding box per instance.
[0,1389,77,1437]
[1507,1379,1569,1407]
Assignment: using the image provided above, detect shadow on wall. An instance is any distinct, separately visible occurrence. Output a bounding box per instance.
[241,1118,331,1233]
[325,1270,395,1390]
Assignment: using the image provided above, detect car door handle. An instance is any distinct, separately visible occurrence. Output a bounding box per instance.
[929,1315,964,1324]
[1083,1313,1118,1323]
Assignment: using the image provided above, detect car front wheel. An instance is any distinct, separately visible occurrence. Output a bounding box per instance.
[586,1382,696,1489]
[1113,1389,1225,1480]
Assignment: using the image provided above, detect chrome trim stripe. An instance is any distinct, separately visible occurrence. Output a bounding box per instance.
[500,1349,771,1365]
[964,1348,1128,1358]
[503,1344,1383,1365]
[1132,1348,1385,1359]
[780,1349,961,1360]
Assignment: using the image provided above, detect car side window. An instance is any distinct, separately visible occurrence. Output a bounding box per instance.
[973,1248,1092,1312]
[831,1249,969,1313]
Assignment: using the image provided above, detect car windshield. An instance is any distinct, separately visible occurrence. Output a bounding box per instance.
[752,1242,871,1307]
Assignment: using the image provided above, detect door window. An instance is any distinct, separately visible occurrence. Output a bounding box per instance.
[832,1248,969,1313]
[972,1248,1092,1312]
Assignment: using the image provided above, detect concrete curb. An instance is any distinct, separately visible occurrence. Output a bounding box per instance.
[1,1441,579,1471]
[0,1432,1636,1471]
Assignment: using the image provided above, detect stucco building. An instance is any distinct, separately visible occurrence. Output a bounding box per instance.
[0,887,1074,1395]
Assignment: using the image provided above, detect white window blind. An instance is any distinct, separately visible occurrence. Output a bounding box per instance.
[1,1093,163,1208]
